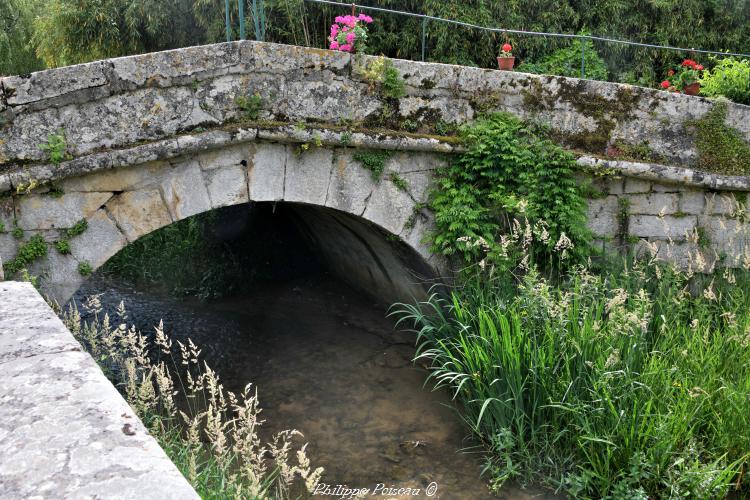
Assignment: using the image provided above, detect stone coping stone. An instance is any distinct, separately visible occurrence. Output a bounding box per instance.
[576,156,750,192]
[0,281,198,500]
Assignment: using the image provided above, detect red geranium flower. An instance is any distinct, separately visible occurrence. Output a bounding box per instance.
[502,43,512,53]
[695,64,704,71]
[682,59,697,68]
[660,80,671,89]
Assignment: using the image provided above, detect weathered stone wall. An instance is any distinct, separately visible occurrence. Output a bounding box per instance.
[2,40,749,174]
[585,172,750,270]
[0,281,199,499]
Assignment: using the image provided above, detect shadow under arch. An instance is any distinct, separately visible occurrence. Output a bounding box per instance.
[57,200,440,307]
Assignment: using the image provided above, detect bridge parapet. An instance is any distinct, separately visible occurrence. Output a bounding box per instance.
[0,281,199,499]
[2,40,749,172]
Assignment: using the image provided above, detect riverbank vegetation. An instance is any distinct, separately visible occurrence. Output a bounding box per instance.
[60,295,323,498]
[392,114,750,498]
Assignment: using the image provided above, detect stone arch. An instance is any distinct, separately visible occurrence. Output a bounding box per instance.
[18,140,444,303]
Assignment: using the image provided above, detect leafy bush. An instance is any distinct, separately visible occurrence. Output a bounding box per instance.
[700,57,750,105]
[430,113,590,267]
[518,38,608,81]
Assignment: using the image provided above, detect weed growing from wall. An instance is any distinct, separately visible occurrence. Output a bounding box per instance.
[77,260,92,276]
[4,235,47,275]
[235,92,263,120]
[38,129,72,164]
[353,150,392,181]
[430,112,590,267]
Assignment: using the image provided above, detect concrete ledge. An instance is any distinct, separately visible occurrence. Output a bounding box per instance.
[0,281,198,499]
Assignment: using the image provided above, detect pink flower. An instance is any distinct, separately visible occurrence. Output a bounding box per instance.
[358,14,373,23]
[335,16,344,23]
[346,32,355,44]
[330,41,340,50]
[330,25,339,37]
[339,44,352,52]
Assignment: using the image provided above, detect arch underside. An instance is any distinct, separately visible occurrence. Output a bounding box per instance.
[3,140,446,303]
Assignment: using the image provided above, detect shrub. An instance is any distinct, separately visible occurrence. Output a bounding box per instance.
[429,113,590,268]
[518,38,608,81]
[700,57,750,105]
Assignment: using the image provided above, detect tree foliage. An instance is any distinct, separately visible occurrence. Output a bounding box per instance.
[0,0,43,75]
[4,0,750,86]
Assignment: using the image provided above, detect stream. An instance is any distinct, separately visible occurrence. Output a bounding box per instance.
[71,271,556,499]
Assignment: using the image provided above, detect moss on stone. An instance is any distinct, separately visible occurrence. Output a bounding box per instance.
[688,100,750,176]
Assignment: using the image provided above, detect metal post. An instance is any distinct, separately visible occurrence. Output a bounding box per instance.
[225,0,232,42]
[580,38,586,79]
[251,0,266,41]
[421,18,427,61]
[239,0,246,40]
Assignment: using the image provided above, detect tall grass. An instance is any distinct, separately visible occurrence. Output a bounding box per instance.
[393,252,750,498]
[60,296,323,499]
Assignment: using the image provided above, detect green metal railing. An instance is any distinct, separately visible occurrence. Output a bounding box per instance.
[224,0,750,81]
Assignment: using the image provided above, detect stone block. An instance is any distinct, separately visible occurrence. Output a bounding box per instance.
[203,164,249,209]
[363,174,418,236]
[112,43,241,87]
[284,147,333,205]
[651,182,680,193]
[705,193,743,216]
[0,282,199,499]
[629,215,696,240]
[159,159,212,221]
[700,217,749,263]
[2,61,108,106]
[61,163,162,192]
[248,143,286,201]
[325,150,378,216]
[586,196,619,237]
[623,178,652,193]
[627,193,679,215]
[68,209,127,270]
[16,193,113,230]
[679,191,706,214]
[106,190,173,242]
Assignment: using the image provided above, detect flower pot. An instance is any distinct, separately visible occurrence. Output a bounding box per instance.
[497,56,515,71]
[683,82,700,96]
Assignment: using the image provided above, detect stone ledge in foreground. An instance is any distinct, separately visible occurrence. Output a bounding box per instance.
[0,281,198,500]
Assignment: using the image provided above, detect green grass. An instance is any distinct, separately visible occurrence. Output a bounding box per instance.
[392,260,750,498]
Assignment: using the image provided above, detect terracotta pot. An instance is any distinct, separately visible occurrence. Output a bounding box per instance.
[683,82,700,96]
[497,56,515,71]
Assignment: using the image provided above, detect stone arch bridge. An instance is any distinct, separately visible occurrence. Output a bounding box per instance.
[2,40,750,302]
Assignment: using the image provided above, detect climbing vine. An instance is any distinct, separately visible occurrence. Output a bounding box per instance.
[429,112,590,266]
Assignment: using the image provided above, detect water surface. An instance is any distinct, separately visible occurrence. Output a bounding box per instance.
[74,273,556,499]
